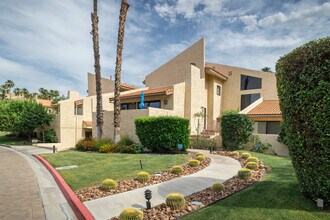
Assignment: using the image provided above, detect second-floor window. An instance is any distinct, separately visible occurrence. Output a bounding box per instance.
[241,93,260,110]
[216,85,221,96]
[75,104,83,115]
[241,74,262,90]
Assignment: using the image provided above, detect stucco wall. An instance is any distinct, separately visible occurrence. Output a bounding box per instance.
[257,134,289,156]
[145,38,205,88]
[88,73,115,96]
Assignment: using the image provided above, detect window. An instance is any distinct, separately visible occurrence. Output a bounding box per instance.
[257,121,281,134]
[121,103,136,110]
[85,131,92,139]
[74,105,83,115]
[241,93,260,110]
[241,75,262,90]
[216,85,221,96]
[121,100,161,110]
[138,100,161,109]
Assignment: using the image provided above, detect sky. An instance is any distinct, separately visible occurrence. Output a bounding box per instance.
[0,0,329,96]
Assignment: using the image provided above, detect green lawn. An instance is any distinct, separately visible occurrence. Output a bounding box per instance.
[184,152,329,220]
[0,132,31,146]
[42,150,190,191]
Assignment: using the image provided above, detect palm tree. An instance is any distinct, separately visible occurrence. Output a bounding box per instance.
[91,0,103,139]
[4,80,14,99]
[21,88,30,99]
[13,88,22,97]
[261,67,273,73]
[113,0,129,144]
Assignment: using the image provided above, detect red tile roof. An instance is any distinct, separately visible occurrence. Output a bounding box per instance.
[120,83,138,90]
[109,86,173,101]
[83,121,92,127]
[247,100,281,115]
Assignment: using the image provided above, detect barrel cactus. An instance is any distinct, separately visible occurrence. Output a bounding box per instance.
[137,171,150,183]
[246,162,259,170]
[238,168,252,179]
[100,179,117,191]
[247,157,259,163]
[241,152,251,159]
[171,166,183,174]
[230,151,240,157]
[196,152,204,157]
[196,155,205,161]
[119,208,143,220]
[189,159,200,167]
[211,182,225,192]
[166,193,186,210]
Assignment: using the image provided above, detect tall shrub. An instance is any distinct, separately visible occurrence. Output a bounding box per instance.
[221,112,253,150]
[276,37,330,204]
[135,116,189,152]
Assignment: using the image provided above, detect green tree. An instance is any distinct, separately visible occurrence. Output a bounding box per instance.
[261,67,273,72]
[0,100,54,138]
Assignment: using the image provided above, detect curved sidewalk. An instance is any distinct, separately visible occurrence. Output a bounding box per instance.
[84,150,241,220]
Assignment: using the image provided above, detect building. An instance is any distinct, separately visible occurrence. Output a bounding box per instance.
[48,38,287,154]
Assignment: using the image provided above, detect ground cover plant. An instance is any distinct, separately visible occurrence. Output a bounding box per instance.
[0,132,31,145]
[183,152,329,220]
[41,151,190,191]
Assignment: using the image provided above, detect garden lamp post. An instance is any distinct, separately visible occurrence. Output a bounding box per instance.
[144,189,152,209]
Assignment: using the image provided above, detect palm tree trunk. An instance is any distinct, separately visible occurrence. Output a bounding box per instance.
[114,0,129,144]
[91,0,103,139]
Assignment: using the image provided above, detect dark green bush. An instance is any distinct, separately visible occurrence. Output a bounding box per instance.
[117,135,135,148]
[276,37,330,204]
[190,137,216,150]
[43,129,57,143]
[117,144,142,154]
[135,116,190,152]
[221,112,253,150]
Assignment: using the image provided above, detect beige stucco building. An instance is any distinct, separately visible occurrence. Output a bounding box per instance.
[47,38,287,154]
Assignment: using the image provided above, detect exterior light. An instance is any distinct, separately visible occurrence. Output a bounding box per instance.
[144,189,152,209]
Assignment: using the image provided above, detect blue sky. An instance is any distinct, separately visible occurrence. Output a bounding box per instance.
[0,0,329,96]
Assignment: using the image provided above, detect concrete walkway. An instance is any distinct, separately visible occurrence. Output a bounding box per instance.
[84,150,241,220]
[0,146,76,220]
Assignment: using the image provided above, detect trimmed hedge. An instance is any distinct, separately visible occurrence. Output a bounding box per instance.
[276,36,330,204]
[221,113,253,150]
[135,116,190,152]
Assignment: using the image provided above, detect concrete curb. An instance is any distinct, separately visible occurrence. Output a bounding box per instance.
[34,154,95,220]
[0,143,12,148]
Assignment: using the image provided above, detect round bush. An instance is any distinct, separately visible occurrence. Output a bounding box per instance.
[211,182,225,192]
[137,171,150,183]
[246,162,259,170]
[119,208,143,220]
[99,144,111,153]
[166,193,185,210]
[230,151,240,157]
[238,168,252,180]
[101,179,117,191]
[247,157,259,163]
[189,159,200,167]
[196,155,205,161]
[171,166,183,174]
[276,36,329,203]
[241,153,251,159]
[196,152,204,157]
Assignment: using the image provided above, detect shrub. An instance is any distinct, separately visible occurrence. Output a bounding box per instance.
[190,137,216,150]
[119,208,143,220]
[135,116,190,152]
[117,144,142,154]
[137,171,150,183]
[196,152,204,157]
[75,138,96,151]
[276,37,330,203]
[246,162,259,170]
[189,159,200,167]
[100,179,117,191]
[92,138,113,152]
[211,182,225,192]
[99,144,111,153]
[43,129,57,143]
[196,155,205,161]
[166,193,185,210]
[238,168,252,180]
[230,151,240,157]
[247,157,259,163]
[241,152,251,159]
[244,135,271,153]
[117,135,135,147]
[171,166,183,174]
[221,112,253,150]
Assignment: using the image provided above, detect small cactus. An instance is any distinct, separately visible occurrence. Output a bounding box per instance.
[166,193,186,210]
[171,166,183,174]
[189,159,200,167]
[196,152,204,157]
[230,151,240,157]
[211,182,225,192]
[100,179,117,191]
[137,171,150,183]
[246,162,259,170]
[196,155,205,161]
[119,208,143,220]
[238,168,252,180]
[241,152,251,159]
[247,157,259,163]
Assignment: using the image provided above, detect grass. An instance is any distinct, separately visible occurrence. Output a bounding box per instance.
[184,151,329,220]
[0,132,31,146]
[41,150,190,191]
